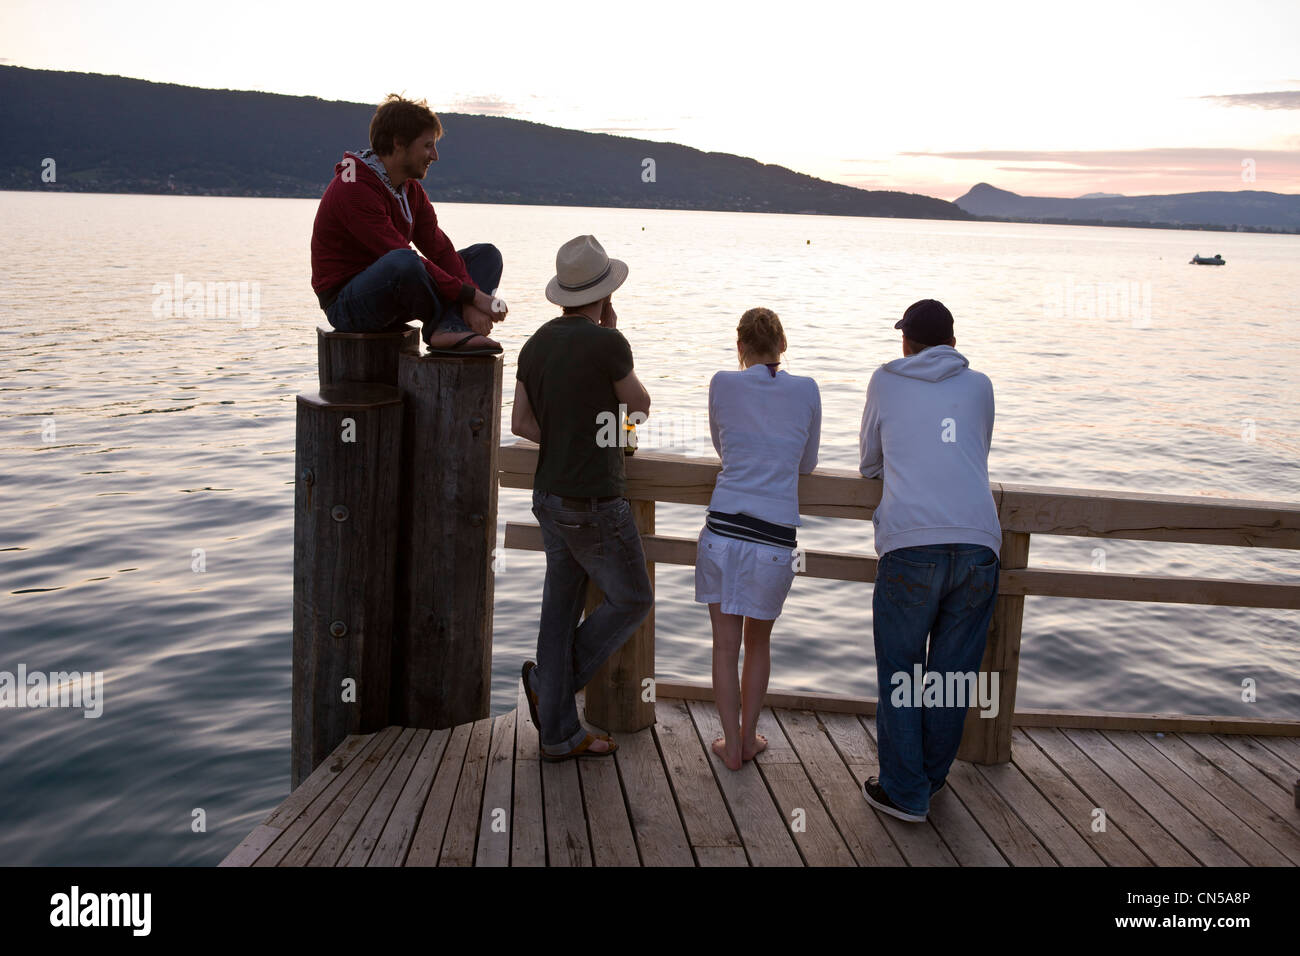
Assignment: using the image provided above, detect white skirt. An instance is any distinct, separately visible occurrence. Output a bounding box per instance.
[694,526,798,620]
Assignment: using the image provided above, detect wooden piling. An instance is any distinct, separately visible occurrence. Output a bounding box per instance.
[317,324,420,388]
[292,383,404,788]
[583,499,657,733]
[957,530,1031,764]
[390,352,502,729]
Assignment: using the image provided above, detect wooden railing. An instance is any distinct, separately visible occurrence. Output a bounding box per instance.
[289,324,1298,786]
[499,443,1300,764]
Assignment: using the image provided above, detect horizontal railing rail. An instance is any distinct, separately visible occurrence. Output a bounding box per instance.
[498,442,1300,760]
[504,526,1299,609]
[500,445,1300,549]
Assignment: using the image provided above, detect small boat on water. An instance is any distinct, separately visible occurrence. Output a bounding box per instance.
[1190,253,1225,265]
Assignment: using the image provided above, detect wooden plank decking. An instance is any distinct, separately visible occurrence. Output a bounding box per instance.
[222,686,1300,867]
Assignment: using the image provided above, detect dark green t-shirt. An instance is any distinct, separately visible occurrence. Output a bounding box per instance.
[517,316,635,497]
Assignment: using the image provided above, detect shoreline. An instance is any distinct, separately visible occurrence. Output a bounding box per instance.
[2,187,1296,235]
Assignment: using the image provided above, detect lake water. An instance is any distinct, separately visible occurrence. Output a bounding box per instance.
[0,191,1297,865]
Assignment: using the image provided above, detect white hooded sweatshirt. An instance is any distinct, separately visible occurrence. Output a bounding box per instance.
[858,345,1001,558]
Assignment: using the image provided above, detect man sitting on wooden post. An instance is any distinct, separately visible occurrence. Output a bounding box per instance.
[311,93,507,355]
[858,299,1003,822]
[511,235,655,761]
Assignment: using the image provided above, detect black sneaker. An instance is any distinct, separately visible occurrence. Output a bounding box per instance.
[862,776,927,823]
[521,661,541,729]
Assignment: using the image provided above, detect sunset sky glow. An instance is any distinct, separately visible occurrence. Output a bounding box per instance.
[2,0,1297,200]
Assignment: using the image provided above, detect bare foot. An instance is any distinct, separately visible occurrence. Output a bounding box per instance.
[712,736,742,771]
[425,330,500,351]
[742,734,768,761]
[586,735,614,754]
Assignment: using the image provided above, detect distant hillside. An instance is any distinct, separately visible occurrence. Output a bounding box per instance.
[955,182,1300,232]
[0,66,969,221]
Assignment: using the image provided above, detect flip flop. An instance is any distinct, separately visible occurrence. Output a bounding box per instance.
[540,732,617,762]
[425,332,503,356]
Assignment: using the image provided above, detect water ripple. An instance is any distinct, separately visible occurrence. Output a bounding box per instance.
[0,192,1296,865]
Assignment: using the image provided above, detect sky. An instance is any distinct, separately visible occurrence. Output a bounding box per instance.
[2,0,1298,200]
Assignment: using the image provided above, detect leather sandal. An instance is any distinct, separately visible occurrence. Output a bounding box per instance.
[541,732,618,762]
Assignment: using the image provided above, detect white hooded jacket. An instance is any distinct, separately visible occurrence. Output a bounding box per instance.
[858,345,1001,557]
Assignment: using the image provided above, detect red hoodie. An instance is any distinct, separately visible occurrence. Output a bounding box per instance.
[310,151,478,310]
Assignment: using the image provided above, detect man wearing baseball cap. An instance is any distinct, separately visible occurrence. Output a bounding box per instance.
[858,299,1003,822]
[511,235,654,761]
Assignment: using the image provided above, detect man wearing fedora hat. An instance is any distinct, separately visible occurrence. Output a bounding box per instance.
[512,235,655,760]
[857,298,1003,822]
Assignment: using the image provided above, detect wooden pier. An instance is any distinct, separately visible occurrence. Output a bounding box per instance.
[222,682,1300,867]
[248,324,1300,867]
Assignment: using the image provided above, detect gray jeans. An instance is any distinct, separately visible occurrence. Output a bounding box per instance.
[528,489,654,754]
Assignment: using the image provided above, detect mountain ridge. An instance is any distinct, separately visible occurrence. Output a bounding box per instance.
[0,65,968,221]
[955,181,1299,231]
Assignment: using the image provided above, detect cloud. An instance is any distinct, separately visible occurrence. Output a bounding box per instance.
[994,166,1234,176]
[900,148,1300,190]
[603,115,680,122]
[583,114,691,134]
[584,126,678,134]
[447,95,517,116]
[901,147,1300,170]
[1200,91,1300,110]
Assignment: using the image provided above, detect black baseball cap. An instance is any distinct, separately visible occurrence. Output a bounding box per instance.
[894,299,954,346]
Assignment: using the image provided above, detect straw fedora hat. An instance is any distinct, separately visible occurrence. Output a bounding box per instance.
[545,235,629,307]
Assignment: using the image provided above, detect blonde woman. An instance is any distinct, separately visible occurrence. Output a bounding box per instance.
[696,308,821,771]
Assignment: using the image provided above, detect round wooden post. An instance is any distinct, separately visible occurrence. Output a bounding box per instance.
[292,383,403,789]
[957,530,1030,764]
[390,351,502,729]
[582,499,656,733]
[317,323,420,388]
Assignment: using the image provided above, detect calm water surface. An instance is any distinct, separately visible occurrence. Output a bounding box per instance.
[0,192,1297,864]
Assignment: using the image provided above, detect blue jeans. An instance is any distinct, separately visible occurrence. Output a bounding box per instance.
[324,244,503,344]
[528,490,655,754]
[872,544,1000,815]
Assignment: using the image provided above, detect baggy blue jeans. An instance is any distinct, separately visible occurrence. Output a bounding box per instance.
[324,244,503,344]
[528,490,655,754]
[872,544,1000,815]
